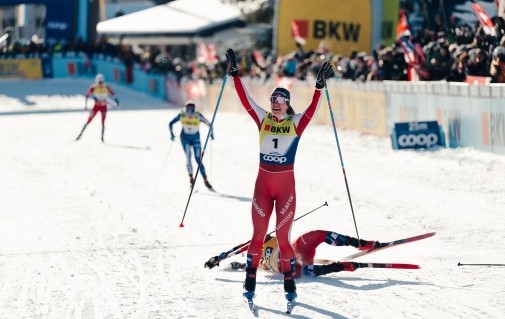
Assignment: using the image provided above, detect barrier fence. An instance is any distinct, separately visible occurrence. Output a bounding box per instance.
[1,55,503,155]
[198,78,505,155]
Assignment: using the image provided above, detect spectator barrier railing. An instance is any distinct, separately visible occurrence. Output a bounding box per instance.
[197,78,505,156]
[50,53,167,101]
[2,54,504,155]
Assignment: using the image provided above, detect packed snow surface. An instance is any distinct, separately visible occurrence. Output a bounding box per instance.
[1,78,504,318]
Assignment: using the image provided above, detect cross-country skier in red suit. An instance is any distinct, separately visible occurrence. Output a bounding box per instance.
[75,73,119,142]
[225,48,335,302]
[204,230,380,276]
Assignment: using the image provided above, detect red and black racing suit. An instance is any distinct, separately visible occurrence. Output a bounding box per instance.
[232,76,323,272]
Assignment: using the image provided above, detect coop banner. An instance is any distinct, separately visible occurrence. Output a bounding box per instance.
[392,121,446,150]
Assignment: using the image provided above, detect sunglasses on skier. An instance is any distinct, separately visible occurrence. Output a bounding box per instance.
[270,96,289,104]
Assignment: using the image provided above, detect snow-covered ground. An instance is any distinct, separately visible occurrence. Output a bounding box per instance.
[1,78,504,318]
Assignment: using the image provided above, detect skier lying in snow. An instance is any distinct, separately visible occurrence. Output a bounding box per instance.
[205,230,381,277]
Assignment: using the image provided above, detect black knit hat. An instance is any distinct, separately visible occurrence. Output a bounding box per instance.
[271,87,294,115]
[271,87,290,101]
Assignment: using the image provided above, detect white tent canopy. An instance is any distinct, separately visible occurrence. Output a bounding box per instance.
[96,0,243,44]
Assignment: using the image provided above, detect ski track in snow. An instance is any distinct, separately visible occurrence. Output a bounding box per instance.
[1,79,505,318]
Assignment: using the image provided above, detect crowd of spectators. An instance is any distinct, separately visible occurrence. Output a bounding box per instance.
[3,11,505,84]
[226,13,505,84]
[198,12,505,84]
[0,34,195,83]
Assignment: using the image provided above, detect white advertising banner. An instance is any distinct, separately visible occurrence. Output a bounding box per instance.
[488,99,505,154]
[201,79,505,155]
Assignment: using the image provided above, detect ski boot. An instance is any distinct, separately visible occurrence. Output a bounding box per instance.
[203,178,214,191]
[284,271,297,314]
[189,175,195,187]
[304,262,357,277]
[346,236,381,251]
[283,271,297,301]
[243,267,257,314]
[101,127,105,143]
[357,239,381,251]
[243,267,257,300]
[341,262,357,271]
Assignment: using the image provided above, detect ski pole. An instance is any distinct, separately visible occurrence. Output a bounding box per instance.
[324,83,361,243]
[154,141,174,191]
[210,138,213,182]
[179,71,229,228]
[214,201,329,262]
[458,262,505,267]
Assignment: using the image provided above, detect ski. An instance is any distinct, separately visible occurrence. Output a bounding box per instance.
[313,260,421,270]
[244,297,257,316]
[286,299,296,314]
[243,291,258,316]
[339,232,436,261]
[355,262,420,269]
[285,293,297,314]
[354,263,421,269]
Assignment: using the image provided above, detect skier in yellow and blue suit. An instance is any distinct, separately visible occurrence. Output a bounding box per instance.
[169,101,214,190]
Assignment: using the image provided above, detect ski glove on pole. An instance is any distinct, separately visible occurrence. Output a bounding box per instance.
[315,62,335,89]
[226,48,239,77]
[204,256,220,269]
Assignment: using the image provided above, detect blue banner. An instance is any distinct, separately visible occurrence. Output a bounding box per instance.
[392,121,446,150]
[41,56,53,78]
[1,0,75,45]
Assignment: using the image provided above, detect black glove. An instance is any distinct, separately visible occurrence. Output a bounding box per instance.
[315,62,335,89]
[113,97,120,107]
[210,133,215,140]
[225,48,238,77]
[170,134,175,141]
[204,256,220,269]
[230,261,246,270]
